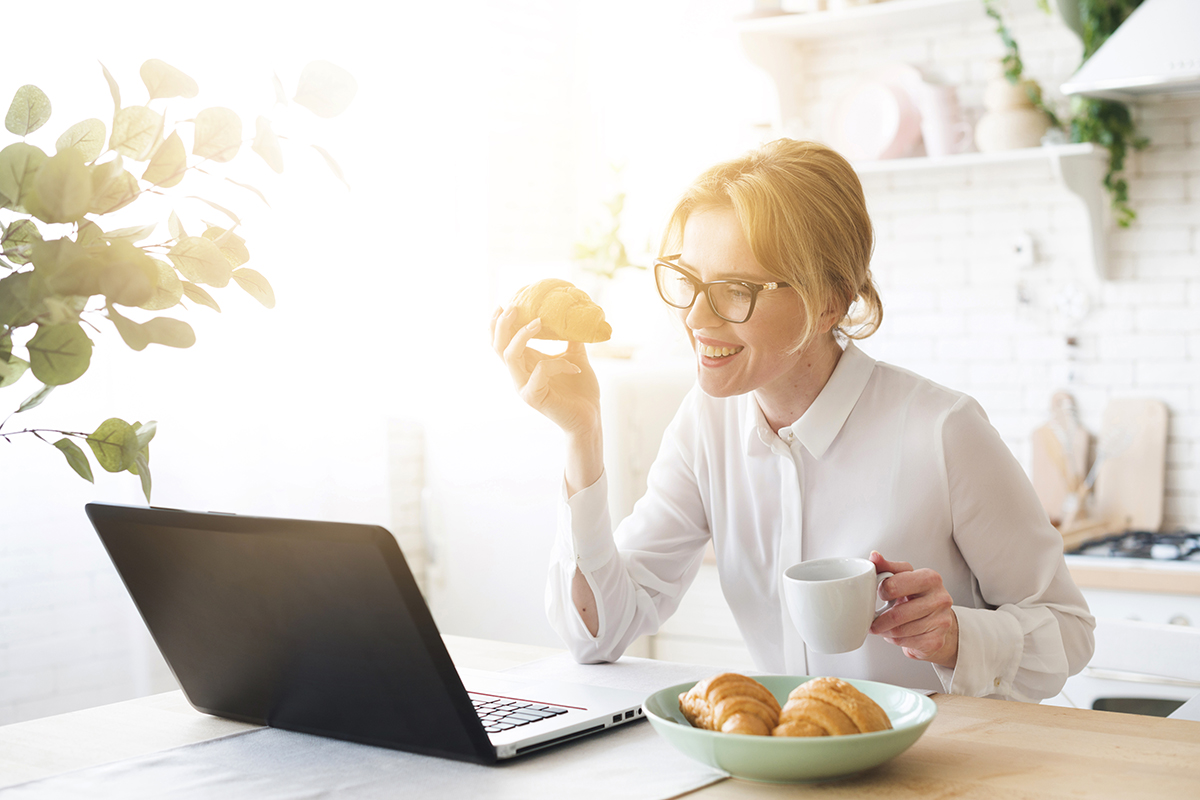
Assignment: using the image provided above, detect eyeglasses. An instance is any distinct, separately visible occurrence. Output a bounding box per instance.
[653,255,791,324]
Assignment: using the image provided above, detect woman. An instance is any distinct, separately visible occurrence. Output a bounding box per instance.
[491,139,1093,701]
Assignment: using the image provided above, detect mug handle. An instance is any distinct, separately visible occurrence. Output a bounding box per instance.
[874,571,898,619]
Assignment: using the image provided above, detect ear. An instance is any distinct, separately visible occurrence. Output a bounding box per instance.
[817,304,843,333]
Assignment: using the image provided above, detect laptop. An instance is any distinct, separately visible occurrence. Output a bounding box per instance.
[84,502,647,764]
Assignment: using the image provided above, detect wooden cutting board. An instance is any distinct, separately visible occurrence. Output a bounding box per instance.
[1092,397,1169,531]
[1030,392,1090,526]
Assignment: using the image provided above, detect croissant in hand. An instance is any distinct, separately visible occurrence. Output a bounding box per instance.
[511,279,612,343]
[772,677,892,737]
[678,673,782,736]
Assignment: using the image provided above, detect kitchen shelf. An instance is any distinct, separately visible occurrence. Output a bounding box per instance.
[737,2,1113,283]
[854,143,1112,282]
[737,0,987,40]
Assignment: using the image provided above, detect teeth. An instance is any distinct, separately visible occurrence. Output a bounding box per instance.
[700,344,743,358]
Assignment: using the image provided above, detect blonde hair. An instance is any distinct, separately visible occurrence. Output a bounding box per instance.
[660,139,882,353]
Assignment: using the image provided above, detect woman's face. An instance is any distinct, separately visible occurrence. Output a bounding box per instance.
[676,207,820,401]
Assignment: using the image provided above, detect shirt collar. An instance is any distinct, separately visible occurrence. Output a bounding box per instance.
[745,341,877,459]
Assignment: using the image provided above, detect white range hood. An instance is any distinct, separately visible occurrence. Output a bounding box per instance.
[1061,0,1200,99]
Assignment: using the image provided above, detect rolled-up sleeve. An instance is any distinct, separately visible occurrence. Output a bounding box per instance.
[934,397,1095,701]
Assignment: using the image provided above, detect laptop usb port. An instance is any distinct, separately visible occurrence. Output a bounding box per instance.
[612,715,622,723]
[624,710,634,719]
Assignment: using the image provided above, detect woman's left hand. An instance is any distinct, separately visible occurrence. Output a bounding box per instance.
[869,551,959,669]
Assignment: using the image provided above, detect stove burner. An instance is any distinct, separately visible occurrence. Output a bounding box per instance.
[1068,530,1200,561]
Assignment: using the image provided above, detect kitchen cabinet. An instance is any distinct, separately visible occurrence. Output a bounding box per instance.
[737,0,1116,282]
[1047,559,1200,713]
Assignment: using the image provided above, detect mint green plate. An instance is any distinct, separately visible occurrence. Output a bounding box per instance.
[643,675,937,783]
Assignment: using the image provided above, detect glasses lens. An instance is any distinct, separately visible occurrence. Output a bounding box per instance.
[655,262,697,308]
[710,283,754,323]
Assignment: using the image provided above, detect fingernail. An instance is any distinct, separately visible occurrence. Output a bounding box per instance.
[527,318,542,330]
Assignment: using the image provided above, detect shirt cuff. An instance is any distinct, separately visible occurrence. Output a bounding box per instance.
[936,605,1024,698]
[561,469,618,573]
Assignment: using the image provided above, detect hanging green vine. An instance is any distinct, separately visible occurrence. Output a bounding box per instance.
[982,0,1148,227]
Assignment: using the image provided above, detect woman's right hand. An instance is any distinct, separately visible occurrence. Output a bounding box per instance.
[490,305,601,438]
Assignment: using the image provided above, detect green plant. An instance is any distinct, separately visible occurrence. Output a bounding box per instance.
[0,59,355,499]
[572,165,643,280]
[983,0,1147,226]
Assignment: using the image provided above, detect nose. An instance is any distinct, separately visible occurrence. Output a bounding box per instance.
[684,289,723,331]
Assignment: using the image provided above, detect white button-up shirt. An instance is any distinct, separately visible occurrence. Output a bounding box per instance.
[548,342,1095,701]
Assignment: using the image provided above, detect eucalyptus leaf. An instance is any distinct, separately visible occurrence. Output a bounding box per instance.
[311,144,349,189]
[133,419,157,450]
[0,354,29,388]
[76,219,103,247]
[252,115,283,173]
[142,130,187,188]
[26,147,92,223]
[272,72,287,106]
[89,167,140,215]
[99,62,121,114]
[96,240,157,307]
[2,219,43,265]
[16,383,54,413]
[107,302,150,351]
[181,281,221,312]
[132,450,152,500]
[6,85,52,136]
[0,271,40,328]
[231,268,275,309]
[27,323,93,385]
[102,223,157,244]
[140,59,199,101]
[186,195,240,225]
[142,316,195,348]
[293,60,357,119]
[87,417,138,472]
[110,106,163,161]
[55,118,106,162]
[168,209,187,241]
[202,226,249,267]
[139,258,183,310]
[53,438,94,483]
[226,177,270,207]
[168,236,231,287]
[193,107,242,162]
[0,142,48,209]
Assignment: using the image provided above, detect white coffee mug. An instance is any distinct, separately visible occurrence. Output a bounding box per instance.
[782,557,896,654]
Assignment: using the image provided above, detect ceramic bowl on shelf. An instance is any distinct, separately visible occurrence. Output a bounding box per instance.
[643,675,938,784]
[825,63,923,161]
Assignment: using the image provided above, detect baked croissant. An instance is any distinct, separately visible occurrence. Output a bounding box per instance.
[511,278,612,343]
[772,677,892,737]
[679,673,782,736]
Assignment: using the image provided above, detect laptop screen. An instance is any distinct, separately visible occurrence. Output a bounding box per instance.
[87,504,496,763]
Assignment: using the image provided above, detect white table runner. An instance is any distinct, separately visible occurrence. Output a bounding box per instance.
[0,655,728,800]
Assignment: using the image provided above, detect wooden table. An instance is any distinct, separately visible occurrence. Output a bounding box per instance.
[2,636,1198,798]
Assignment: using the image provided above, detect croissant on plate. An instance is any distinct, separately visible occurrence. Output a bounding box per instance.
[771,676,892,737]
[678,673,782,736]
[511,278,612,343]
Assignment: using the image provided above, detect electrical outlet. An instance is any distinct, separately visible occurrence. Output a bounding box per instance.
[1012,231,1035,269]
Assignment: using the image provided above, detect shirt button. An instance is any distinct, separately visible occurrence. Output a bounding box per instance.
[994,678,1001,687]
[785,431,795,443]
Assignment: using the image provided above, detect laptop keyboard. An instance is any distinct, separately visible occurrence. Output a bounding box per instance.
[468,693,571,734]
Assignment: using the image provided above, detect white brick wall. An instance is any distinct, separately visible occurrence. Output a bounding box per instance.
[774,4,1199,530]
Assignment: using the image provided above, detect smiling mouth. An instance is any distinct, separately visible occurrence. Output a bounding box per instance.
[699,344,744,358]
